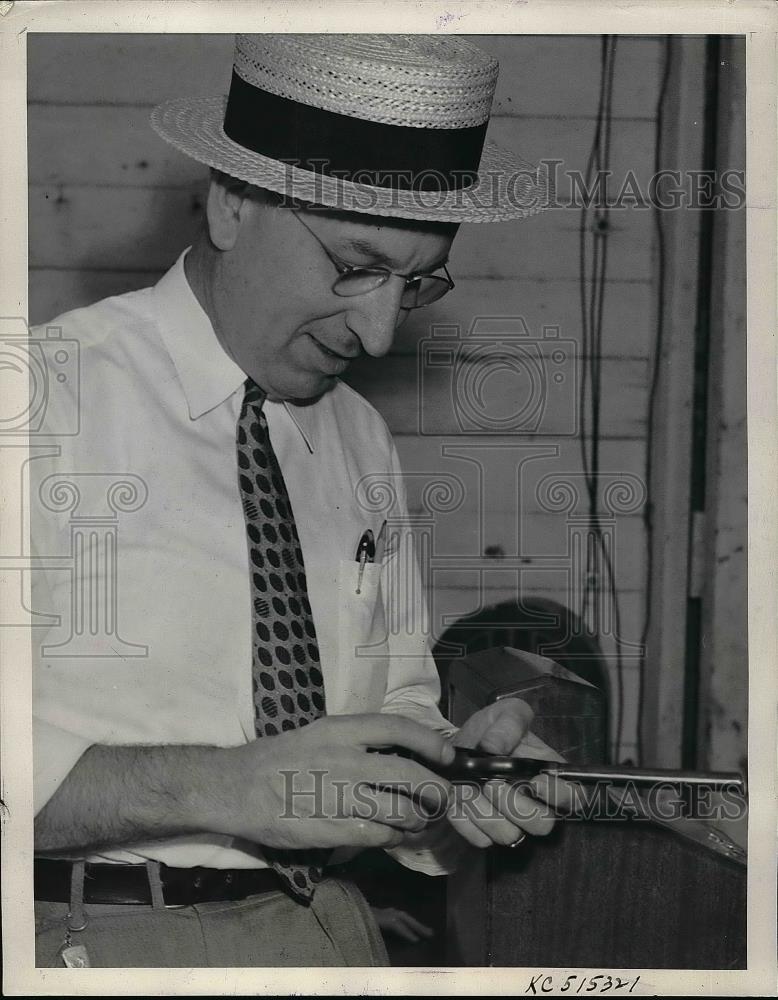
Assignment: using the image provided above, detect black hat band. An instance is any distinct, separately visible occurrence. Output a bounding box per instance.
[223,71,487,193]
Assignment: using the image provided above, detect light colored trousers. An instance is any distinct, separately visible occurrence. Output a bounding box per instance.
[35,877,389,967]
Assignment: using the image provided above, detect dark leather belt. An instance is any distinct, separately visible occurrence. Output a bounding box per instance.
[34,857,284,906]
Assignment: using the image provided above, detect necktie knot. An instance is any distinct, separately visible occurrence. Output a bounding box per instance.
[243,378,266,411]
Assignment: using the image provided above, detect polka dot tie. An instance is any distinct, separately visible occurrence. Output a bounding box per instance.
[236,378,328,902]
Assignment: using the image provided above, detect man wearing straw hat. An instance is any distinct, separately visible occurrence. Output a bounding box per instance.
[32,34,559,967]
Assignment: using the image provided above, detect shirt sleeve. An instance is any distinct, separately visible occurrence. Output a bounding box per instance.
[29,507,94,814]
[31,594,94,815]
[33,718,92,815]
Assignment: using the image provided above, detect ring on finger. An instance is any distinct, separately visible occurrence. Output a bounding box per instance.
[507,831,526,848]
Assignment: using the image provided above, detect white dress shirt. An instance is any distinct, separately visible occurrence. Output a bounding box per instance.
[31,250,460,872]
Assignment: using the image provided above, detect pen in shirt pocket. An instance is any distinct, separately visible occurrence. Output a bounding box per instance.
[354,521,388,594]
[354,529,375,595]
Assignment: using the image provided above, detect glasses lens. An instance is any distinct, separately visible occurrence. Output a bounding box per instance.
[333,269,390,297]
[332,268,453,309]
[402,275,452,310]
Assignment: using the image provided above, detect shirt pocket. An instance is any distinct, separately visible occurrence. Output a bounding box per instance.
[331,559,389,714]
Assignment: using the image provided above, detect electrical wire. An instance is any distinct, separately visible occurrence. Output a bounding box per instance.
[637,37,674,766]
[578,35,625,762]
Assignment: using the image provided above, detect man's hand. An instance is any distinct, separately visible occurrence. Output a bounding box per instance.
[35,714,455,854]
[35,706,566,857]
[208,714,455,851]
[446,698,563,849]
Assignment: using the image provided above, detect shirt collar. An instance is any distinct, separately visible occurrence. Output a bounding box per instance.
[152,250,317,452]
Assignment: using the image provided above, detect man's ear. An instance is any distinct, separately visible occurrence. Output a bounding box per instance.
[205,172,252,251]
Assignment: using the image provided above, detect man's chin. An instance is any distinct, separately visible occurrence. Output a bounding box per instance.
[265,372,339,405]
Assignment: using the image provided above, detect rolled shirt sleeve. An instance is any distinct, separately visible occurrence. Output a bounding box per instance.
[33,718,92,815]
[31,528,94,815]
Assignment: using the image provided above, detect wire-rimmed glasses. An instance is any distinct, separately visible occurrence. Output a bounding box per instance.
[290,210,455,310]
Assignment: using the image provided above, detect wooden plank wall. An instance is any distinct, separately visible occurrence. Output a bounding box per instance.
[28,34,664,762]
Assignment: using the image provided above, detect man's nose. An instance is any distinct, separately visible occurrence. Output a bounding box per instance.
[344,278,406,358]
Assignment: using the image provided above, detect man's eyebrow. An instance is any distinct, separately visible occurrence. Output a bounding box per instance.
[341,238,449,274]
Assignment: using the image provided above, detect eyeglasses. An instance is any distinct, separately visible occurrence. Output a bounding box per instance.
[289,210,455,310]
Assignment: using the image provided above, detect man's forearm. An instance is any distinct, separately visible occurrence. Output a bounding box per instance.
[34,716,464,857]
[34,743,229,853]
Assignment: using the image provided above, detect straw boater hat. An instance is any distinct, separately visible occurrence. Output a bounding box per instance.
[151,34,551,223]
